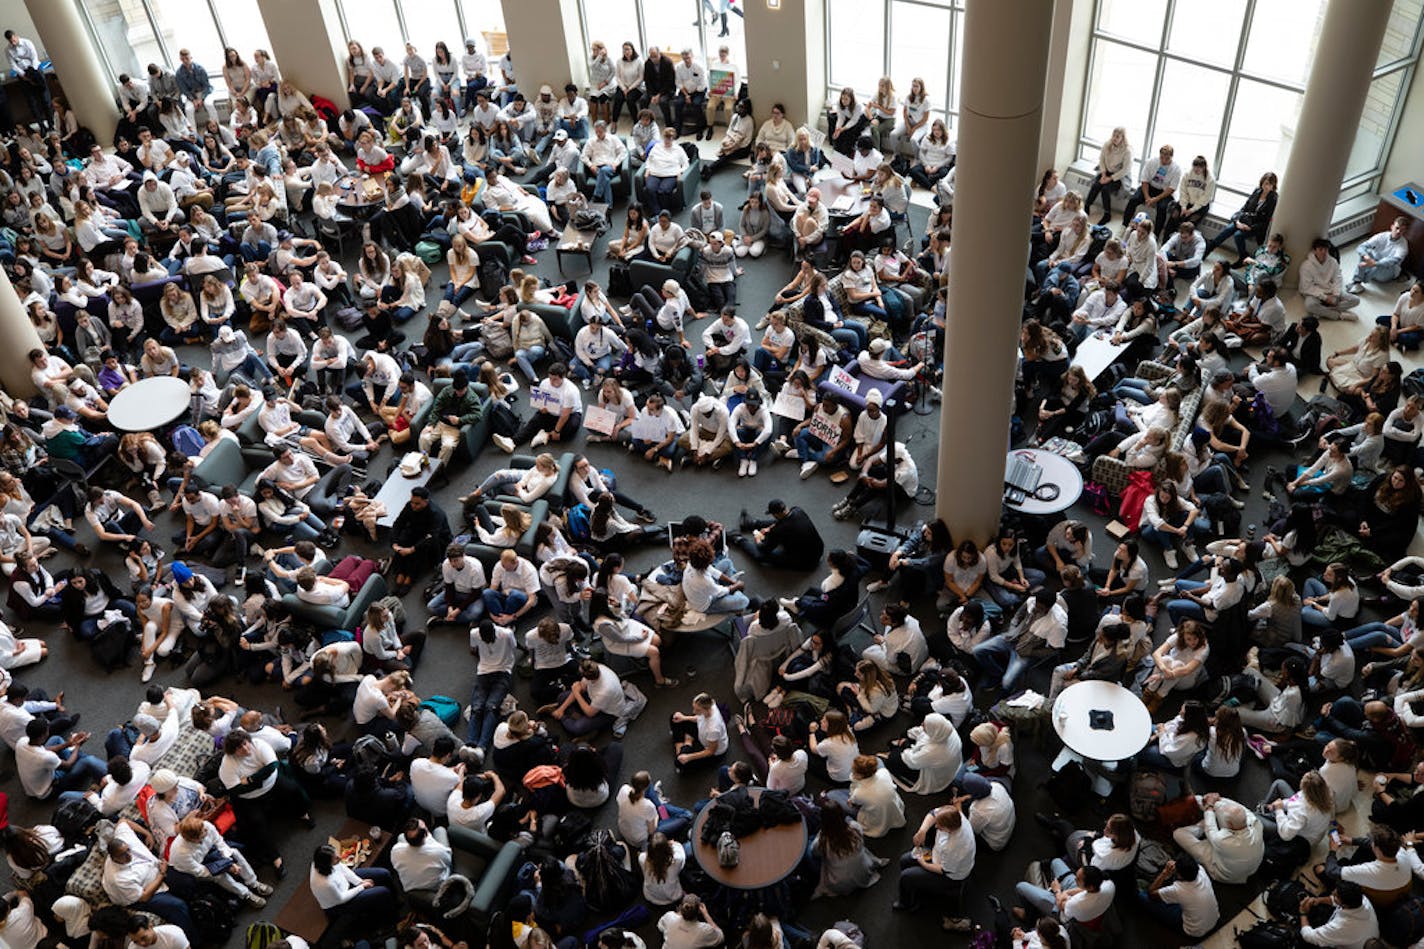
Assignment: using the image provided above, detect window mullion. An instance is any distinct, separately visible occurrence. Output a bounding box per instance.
[392,0,409,44]
[141,0,175,68]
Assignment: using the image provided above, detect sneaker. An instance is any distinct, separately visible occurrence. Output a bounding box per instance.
[530,429,549,448]
[800,461,818,479]
[748,460,757,476]
[738,458,749,477]
[778,596,798,611]
[235,566,247,586]
[866,579,889,593]
[245,894,268,909]
[1348,281,1365,294]
[636,509,657,524]
[1230,496,1245,509]
[141,660,156,683]
[659,456,674,472]
[771,436,790,454]
[1182,544,1198,563]
[493,433,515,453]
[252,882,274,897]
[1163,549,1178,569]
[941,918,972,933]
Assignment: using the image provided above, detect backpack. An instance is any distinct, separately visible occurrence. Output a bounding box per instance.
[1405,367,1424,399]
[1082,481,1113,516]
[479,255,510,299]
[563,503,592,541]
[421,695,461,728]
[54,797,100,843]
[716,831,740,867]
[1128,769,1167,823]
[350,734,392,772]
[245,921,283,949]
[1237,921,1302,949]
[1041,759,1093,814]
[1248,390,1281,438]
[90,617,132,672]
[1383,895,1424,947]
[170,425,204,458]
[1265,879,1310,920]
[188,895,236,944]
[415,240,444,265]
[1259,834,1311,880]
[607,261,632,298]
[335,306,364,331]
[552,811,593,855]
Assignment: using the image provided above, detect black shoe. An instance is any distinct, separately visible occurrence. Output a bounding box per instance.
[1097,213,1111,226]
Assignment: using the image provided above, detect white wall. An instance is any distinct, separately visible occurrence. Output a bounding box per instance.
[0,0,43,57]
[1383,61,1424,191]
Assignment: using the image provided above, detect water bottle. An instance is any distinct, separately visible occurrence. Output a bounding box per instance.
[1246,523,1256,540]
[696,354,705,370]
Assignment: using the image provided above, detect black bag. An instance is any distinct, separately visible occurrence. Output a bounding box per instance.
[479,255,510,297]
[1041,760,1093,814]
[1259,834,1311,880]
[1265,879,1310,920]
[552,811,593,855]
[334,306,364,331]
[1237,921,1301,949]
[608,261,632,298]
[1383,895,1424,947]
[188,895,237,944]
[89,618,132,672]
[54,797,101,843]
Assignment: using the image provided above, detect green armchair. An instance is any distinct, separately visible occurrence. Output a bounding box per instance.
[281,572,388,631]
[445,825,527,929]
[412,379,492,467]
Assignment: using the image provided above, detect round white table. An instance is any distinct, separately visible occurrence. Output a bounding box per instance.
[1051,680,1152,762]
[107,376,192,432]
[1003,448,1084,516]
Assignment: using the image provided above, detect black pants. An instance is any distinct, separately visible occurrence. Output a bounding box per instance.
[1085,177,1120,220]
[1121,183,1173,233]
[230,769,311,864]
[515,410,582,445]
[612,88,642,124]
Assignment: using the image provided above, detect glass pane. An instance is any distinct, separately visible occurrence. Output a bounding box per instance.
[948,9,963,116]
[641,0,702,72]
[1218,79,1299,192]
[82,0,164,78]
[340,0,403,50]
[583,0,642,62]
[1379,0,1424,67]
[1097,0,1167,45]
[1166,0,1246,68]
[1241,0,1325,87]
[1150,60,1230,181]
[828,0,885,95]
[890,2,951,111]
[703,2,747,88]
[400,0,463,76]
[1347,69,1405,180]
[1081,40,1156,174]
[213,0,273,68]
[459,0,507,59]
[149,0,224,77]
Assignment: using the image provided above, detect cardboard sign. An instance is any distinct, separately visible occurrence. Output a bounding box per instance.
[807,410,842,445]
[709,67,736,97]
[772,387,807,420]
[827,364,860,395]
[530,386,561,412]
[585,405,618,437]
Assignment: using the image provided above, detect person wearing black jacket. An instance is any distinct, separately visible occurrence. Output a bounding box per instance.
[643,47,677,127]
[344,763,414,829]
[656,344,705,410]
[1203,172,1278,263]
[388,487,449,595]
[731,498,825,570]
[58,568,136,640]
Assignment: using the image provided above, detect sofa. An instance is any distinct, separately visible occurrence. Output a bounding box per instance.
[190,437,263,495]
[445,825,527,930]
[1089,360,1204,497]
[575,148,632,202]
[516,302,578,347]
[815,362,909,415]
[282,571,388,632]
[628,245,699,297]
[489,452,575,513]
[410,378,492,467]
[633,143,702,214]
[780,273,850,353]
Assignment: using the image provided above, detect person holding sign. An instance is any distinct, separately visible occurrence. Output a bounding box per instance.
[629,393,686,473]
[514,363,583,449]
[793,391,853,479]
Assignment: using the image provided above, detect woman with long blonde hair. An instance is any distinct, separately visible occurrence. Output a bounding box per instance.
[1086,126,1133,224]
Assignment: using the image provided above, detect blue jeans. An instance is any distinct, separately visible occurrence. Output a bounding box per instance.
[1165,579,1210,625]
[631,437,678,460]
[647,785,693,838]
[733,426,769,461]
[444,283,478,306]
[794,430,843,466]
[971,634,1045,692]
[591,165,617,204]
[468,670,512,748]
[558,117,589,141]
[1354,259,1402,286]
[1301,576,1340,630]
[704,589,750,614]
[482,588,529,617]
[1377,312,1424,350]
[515,345,546,382]
[230,353,273,382]
[1113,378,1154,404]
[1015,858,1073,915]
[427,590,484,624]
[49,735,108,796]
[1345,621,1403,652]
[1136,889,1185,930]
[287,513,328,543]
[391,306,418,324]
[646,175,679,215]
[573,353,614,382]
[849,300,888,321]
[239,240,271,262]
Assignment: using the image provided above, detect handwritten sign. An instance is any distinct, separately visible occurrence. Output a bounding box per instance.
[585,405,618,437]
[630,411,669,443]
[807,410,842,445]
[827,364,861,395]
[772,387,807,420]
[530,386,561,413]
[709,67,736,97]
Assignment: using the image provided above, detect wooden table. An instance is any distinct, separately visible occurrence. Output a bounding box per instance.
[107,376,191,432]
[556,229,597,275]
[375,458,442,528]
[691,787,807,890]
[813,171,871,218]
[272,819,393,942]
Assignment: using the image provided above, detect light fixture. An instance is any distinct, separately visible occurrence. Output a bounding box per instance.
[767,0,781,8]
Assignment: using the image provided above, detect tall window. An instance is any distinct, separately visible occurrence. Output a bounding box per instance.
[1078,0,1424,205]
[77,0,271,95]
[334,1,507,71]
[826,0,965,130]
[576,0,747,102]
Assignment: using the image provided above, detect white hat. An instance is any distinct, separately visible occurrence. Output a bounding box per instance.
[869,338,890,355]
[217,325,235,343]
[149,768,179,793]
[866,388,884,405]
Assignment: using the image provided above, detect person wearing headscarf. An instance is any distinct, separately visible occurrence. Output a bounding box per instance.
[882,712,961,794]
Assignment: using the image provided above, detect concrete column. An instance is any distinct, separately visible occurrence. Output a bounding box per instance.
[936,0,1054,545]
[24,0,116,145]
[1037,0,1079,174]
[499,0,587,95]
[0,269,43,399]
[743,0,827,129]
[256,0,350,108]
[1273,0,1393,286]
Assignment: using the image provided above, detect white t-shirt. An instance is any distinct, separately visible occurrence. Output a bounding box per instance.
[352,675,390,724]
[410,758,461,814]
[15,736,60,798]
[638,846,686,906]
[933,818,977,881]
[587,665,624,715]
[815,735,859,782]
[696,707,729,755]
[616,787,657,848]
[768,750,808,793]
[1158,874,1220,938]
[447,790,495,834]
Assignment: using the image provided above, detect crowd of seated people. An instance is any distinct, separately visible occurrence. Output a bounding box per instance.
[6,14,1424,949]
